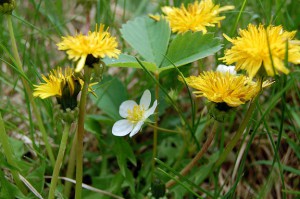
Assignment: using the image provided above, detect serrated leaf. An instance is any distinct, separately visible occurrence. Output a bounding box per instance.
[103,54,157,72]
[120,16,171,66]
[90,76,128,120]
[160,32,222,71]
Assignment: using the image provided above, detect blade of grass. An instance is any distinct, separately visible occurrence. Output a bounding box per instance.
[155,158,213,197]
[156,168,203,199]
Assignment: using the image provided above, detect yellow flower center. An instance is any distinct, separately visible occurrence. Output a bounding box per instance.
[127,105,145,123]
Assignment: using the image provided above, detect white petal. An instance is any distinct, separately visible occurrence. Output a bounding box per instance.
[140,90,151,110]
[129,121,144,137]
[75,55,87,73]
[119,100,137,118]
[144,100,158,118]
[216,64,236,75]
[227,66,237,75]
[112,119,134,136]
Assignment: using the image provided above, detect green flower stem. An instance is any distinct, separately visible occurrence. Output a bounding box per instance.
[0,112,27,193]
[147,123,182,134]
[6,14,55,166]
[214,78,263,168]
[75,66,92,199]
[48,122,71,199]
[166,120,219,188]
[64,132,77,197]
[151,71,159,178]
[214,100,256,168]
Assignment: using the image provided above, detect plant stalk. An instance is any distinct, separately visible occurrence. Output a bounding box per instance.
[147,123,181,134]
[64,132,77,197]
[75,66,92,199]
[48,122,71,199]
[151,71,159,178]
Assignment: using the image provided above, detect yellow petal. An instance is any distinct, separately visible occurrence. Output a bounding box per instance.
[75,55,87,73]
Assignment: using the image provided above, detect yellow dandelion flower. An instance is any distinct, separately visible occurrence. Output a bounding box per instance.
[182,71,264,107]
[33,67,73,99]
[34,67,95,110]
[162,0,234,34]
[220,24,300,79]
[57,24,121,72]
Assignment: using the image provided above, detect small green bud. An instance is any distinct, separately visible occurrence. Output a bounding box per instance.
[54,104,79,124]
[0,0,16,14]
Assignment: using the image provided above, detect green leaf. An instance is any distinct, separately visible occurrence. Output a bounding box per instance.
[90,76,128,120]
[160,32,222,72]
[0,179,26,199]
[120,16,171,67]
[25,161,45,193]
[84,118,101,135]
[113,137,137,177]
[103,54,157,72]
[124,167,135,194]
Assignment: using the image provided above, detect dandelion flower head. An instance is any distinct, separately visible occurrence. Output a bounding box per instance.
[57,24,120,72]
[33,67,76,99]
[182,71,263,107]
[33,67,95,111]
[162,0,234,34]
[220,24,300,79]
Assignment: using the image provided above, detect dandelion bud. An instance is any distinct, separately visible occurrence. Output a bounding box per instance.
[57,78,81,111]
[33,66,96,122]
[0,0,16,14]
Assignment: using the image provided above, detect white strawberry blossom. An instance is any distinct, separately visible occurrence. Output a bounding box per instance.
[112,90,157,137]
[216,64,236,75]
